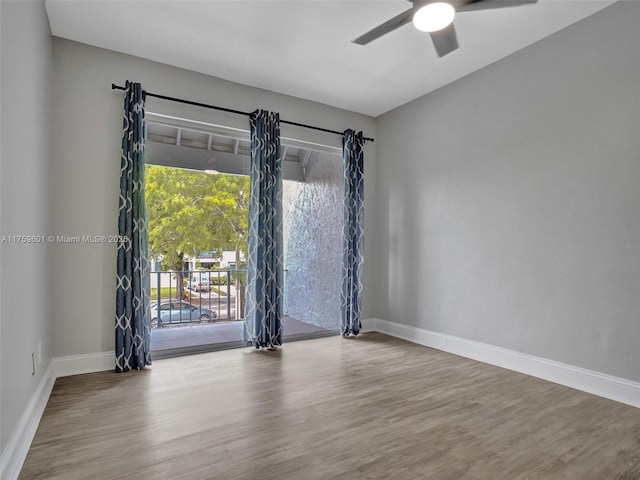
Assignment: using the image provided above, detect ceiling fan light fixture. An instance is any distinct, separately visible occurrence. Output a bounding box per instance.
[413,2,456,32]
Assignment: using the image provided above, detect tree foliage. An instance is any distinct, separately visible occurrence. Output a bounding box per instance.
[145,165,250,271]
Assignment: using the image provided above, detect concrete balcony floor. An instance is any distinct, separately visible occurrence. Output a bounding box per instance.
[151,316,335,353]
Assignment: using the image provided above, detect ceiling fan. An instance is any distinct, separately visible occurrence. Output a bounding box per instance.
[352,0,538,57]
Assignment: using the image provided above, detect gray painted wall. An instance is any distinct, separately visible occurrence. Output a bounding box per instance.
[0,0,53,453]
[375,1,640,382]
[50,39,376,359]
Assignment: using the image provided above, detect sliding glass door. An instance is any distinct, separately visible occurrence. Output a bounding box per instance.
[282,151,343,339]
[144,116,342,356]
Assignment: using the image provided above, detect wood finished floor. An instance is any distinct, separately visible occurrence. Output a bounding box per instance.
[19,333,640,479]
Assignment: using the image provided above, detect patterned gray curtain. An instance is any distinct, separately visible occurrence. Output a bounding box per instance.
[341,130,365,336]
[244,110,284,349]
[115,81,152,371]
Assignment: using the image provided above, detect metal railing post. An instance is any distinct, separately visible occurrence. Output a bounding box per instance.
[227,270,231,320]
[156,271,162,326]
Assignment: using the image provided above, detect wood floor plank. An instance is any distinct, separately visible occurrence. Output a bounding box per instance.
[18,333,640,479]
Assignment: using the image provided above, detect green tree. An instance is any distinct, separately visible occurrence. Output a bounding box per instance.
[145,165,250,299]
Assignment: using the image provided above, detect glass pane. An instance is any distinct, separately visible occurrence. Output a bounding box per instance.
[282,151,343,338]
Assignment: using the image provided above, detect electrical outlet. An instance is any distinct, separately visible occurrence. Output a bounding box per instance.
[32,352,36,375]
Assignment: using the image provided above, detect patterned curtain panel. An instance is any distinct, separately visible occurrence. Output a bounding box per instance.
[244,110,284,349]
[115,81,152,372]
[341,130,365,336]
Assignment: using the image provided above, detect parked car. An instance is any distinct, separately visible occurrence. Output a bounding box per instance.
[189,275,211,292]
[150,300,217,328]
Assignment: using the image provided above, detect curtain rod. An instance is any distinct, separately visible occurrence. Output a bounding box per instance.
[111,84,374,143]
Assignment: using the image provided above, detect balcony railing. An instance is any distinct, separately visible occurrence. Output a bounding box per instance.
[149,269,245,328]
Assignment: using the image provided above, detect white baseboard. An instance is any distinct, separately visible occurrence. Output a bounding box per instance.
[52,351,114,378]
[5,323,638,480]
[360,317,378,333]
[0,361,55,480]
[365,317,640,409]
[1,352,113,480]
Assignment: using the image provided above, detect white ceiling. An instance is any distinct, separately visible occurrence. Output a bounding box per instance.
[45,0,618,117]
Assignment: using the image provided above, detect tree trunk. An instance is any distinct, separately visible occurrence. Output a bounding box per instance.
[174,253,186,300]
[175,272,183,300]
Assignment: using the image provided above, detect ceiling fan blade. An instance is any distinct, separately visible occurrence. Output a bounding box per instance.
[457,0,537,13]
[430,23,459,57]
[352,8,414,45]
